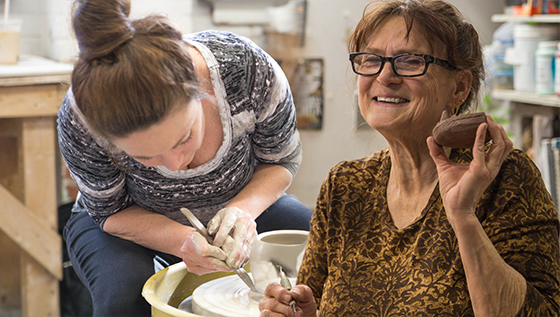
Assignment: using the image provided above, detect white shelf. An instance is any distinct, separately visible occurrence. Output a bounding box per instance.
[490,14,560,151]
[491,89,560,107]
[490,14,560,108]
[491,14,560,23]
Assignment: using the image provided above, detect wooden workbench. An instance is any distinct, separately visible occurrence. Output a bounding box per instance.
[0,55,73,316]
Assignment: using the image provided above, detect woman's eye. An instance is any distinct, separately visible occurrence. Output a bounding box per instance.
[180,134,193,145]
[362,57,380,68]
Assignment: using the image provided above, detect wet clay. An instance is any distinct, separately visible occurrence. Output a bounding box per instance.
[191,275,292,317]
[432,112,491,148]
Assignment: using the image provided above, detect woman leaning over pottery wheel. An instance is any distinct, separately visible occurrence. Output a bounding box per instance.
[58,0,312,315]
[259,0,560,316]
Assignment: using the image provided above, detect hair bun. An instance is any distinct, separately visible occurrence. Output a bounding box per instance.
[73,0,134,62]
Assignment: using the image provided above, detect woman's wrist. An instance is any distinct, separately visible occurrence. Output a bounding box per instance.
[176,225,197,257]
[445,208,479,235]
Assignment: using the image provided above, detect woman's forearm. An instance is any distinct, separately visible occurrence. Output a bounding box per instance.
[103,164,292,256]
[103,204,194,257]
[226,163,293,219]
[451,213,527,317]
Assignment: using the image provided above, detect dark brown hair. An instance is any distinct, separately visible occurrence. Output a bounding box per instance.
[347,0,483,113]
[71,0,199,140]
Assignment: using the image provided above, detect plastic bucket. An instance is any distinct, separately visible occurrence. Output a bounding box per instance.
[142,262,234,317]
[143,230,308,316]
[504,23,559,92]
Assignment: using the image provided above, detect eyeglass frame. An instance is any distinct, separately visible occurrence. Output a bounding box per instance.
[349,52,457,77]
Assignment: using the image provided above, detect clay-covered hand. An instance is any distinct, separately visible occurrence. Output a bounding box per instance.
[427,114,513,226]
[259,282,317,317]
[207,206,257,269]
[180,230,231,275]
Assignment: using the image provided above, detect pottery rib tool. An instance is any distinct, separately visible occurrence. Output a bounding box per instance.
[180,207,258,293]
[277,265,297,316]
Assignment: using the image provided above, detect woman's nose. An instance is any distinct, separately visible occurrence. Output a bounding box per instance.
[376,61,402,85]
[160,150,185,171]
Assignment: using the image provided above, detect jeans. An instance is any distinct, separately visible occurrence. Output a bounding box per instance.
[63,194,311,316]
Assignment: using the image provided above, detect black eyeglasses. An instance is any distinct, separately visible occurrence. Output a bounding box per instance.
[349,52,457,77]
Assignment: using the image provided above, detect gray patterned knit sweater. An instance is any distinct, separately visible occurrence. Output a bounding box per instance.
[57,30,302,229]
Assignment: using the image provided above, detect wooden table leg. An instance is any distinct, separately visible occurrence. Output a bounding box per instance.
[0,119,22,311]
[0,71,71,315]
[20,117,60,316]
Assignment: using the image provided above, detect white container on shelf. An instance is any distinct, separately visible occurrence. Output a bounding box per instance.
[536,40,559,94]
[490,22,515,89]
[504,24,559,92]
[554,42,560,96]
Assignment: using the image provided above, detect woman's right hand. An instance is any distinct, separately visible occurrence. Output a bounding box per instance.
[180,230,231,275]
[259,282,318,317]
[207,206,257,269]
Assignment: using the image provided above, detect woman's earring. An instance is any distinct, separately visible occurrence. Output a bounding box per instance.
[453,99,465,116]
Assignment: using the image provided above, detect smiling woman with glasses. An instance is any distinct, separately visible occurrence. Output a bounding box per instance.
[259,0,560,316]
[349,52,457,77]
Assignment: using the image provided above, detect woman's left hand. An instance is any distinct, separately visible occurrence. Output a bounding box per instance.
[207,206,257,269]
[427,115,513,225]
[259,282,317,317]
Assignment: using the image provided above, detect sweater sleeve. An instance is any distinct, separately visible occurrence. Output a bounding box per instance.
[187,31,302,178]
[243,36,302,178]
[57,89,133,228]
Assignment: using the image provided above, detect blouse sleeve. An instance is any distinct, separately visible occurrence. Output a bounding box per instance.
[479,149,560,315]
[297,173,332,306]
[57,90,133,228]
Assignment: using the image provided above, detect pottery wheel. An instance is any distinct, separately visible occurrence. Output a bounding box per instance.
[191,274,296,317]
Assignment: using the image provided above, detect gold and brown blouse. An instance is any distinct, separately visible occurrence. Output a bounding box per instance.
[298,148,560,316]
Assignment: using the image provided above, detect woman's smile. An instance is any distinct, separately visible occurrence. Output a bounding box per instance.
[374,96,410,104]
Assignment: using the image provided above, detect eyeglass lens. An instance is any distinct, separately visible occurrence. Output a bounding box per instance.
[353,54,426,76]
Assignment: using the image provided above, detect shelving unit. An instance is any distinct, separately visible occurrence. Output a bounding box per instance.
[491,14,560,23]
[492,16,560,217]
[490,14,560,149]
[492,89,560,108]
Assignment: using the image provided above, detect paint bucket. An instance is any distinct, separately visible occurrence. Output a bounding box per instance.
[504,23,559,92]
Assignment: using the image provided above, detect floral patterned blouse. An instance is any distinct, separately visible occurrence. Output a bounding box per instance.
[298,147,560,316]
